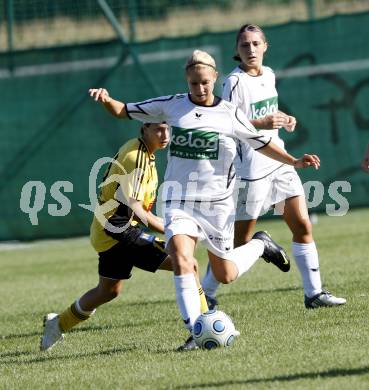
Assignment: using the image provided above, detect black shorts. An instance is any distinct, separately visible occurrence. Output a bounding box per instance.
[98,227,168,280]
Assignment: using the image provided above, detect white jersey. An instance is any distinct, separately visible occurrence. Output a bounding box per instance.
[126,94,271,201]
[222,65,285,180]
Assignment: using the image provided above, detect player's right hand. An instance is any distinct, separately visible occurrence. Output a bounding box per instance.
[89,88,111,103]
[263,112,289,129]
[295,154,320,170]
[284,115,297,132]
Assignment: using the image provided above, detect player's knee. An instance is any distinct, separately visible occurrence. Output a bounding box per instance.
[100,283,122,302]
[218,274,237,284]
[212,269,237,284]
[107,286,121,301]
[172,253,196,274]
[295,218,313,239]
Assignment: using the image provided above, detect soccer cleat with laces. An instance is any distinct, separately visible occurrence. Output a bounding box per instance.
[40,313,64,351]
[205,295,218,311]
[304,290,347,309]
[252,231,290,272]
[177,335,199,351]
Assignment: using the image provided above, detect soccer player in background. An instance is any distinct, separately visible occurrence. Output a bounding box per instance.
[202,24,346,309]
[41,122,208,351]
[88,49,320,350]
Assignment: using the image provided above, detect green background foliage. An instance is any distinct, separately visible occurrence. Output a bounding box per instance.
[1,12,369,240]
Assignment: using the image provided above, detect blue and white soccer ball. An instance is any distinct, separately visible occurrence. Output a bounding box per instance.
[193,309,240,349]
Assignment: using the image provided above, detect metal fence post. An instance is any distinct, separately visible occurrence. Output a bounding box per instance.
[97,0,160,95]
[5,0,14,71]
[305,0,316,20]
[5,0,14,52]
[128,0,137,43]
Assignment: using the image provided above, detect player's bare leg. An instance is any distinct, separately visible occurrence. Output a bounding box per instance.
[203,223,290,308]
[78,277,124,311]
[41,277,124,351]
[234,219,257,247]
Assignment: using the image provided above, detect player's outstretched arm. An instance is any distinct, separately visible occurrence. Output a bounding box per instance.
[89,88,128,118]
[258,141,320,169]
[129,198,164,234]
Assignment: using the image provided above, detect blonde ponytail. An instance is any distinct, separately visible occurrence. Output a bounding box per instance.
[185,50,216,71]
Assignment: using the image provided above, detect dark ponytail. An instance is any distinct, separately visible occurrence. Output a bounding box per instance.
[233,24,267,62]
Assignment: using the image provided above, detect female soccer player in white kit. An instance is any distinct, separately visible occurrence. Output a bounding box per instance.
[89,50,320,350]
[202,24,346,309]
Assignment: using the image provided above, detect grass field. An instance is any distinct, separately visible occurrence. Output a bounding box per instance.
[1,208,369,389]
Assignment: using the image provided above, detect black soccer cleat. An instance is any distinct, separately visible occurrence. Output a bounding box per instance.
[252,231,290,272]
[177,335,199,351]
[205,295,218,311]
[304,290,347,309]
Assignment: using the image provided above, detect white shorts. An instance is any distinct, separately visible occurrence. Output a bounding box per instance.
[236,165,305,221]
[163,196,235,258]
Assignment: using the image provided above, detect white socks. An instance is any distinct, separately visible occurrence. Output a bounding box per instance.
[174,273,201,332]
[76,298,96,316]
[292,241,322,298]
[202,263,219,299]
[202,239,264,297]
[222,238,264,277]
[202,240,323,300]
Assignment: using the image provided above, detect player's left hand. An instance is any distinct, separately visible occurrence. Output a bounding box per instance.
[284,115,297,132]
[295,154,320,169]
[88,88,111,103]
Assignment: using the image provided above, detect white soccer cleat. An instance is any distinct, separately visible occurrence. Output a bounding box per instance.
[304,290,347,309]
[40,313,64,351]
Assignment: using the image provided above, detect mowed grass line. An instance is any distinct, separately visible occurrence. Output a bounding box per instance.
[1,209,368,389]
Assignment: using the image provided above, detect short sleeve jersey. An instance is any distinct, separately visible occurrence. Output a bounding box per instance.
[90,138,158,253]
[126,94,271,201]
[222,66,285,180]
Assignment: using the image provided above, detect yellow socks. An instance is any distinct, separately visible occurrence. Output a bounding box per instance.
[58,287,207,334]
[59,300,95,332]
[198,286,209,313]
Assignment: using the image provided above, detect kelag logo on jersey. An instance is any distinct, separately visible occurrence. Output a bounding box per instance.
[250,96,278,119]
[170,127,219,160]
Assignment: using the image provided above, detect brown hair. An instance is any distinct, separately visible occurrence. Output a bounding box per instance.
[141,122,167,135]
[233,24,267,62]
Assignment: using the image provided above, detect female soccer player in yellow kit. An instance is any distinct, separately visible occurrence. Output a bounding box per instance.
[41,122,208,351]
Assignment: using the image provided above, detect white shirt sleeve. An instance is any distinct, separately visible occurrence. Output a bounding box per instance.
[232,107,271,150]
[126,95,174,123]
[222,75,244,107]
[265,66,276,87]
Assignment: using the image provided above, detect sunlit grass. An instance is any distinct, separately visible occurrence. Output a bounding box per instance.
[1,209,368,389]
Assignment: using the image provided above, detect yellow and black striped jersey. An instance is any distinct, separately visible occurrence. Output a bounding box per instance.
[90,137,158,253]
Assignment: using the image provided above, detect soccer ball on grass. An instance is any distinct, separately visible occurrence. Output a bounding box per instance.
[193,309,240,349]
